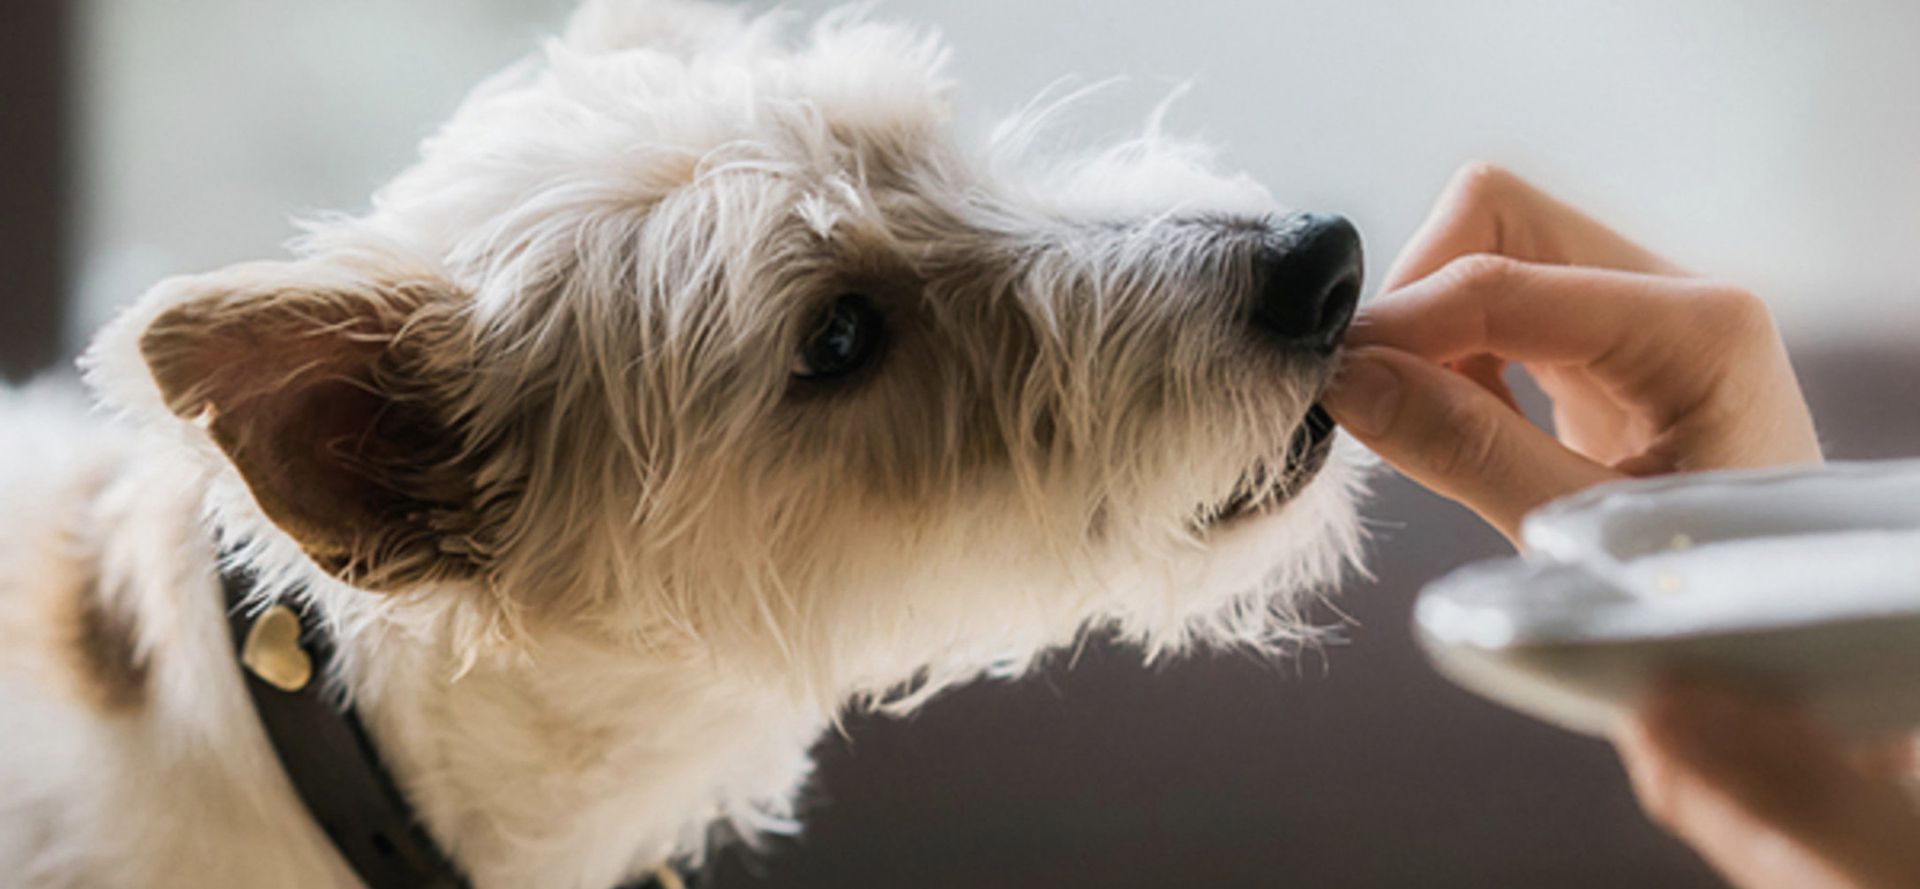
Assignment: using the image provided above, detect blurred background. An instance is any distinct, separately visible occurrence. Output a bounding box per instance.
[7,0,1919,885]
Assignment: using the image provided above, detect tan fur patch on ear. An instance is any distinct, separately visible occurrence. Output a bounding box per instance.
[143,298,389,557]
[138,278,492,593]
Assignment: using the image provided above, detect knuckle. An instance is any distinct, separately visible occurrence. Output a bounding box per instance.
[1696,284,1776,336]
[1631,771,1683,830]
[1619,737,1686,829]
[1450,161,1517,201]
[1441,253,1519,292]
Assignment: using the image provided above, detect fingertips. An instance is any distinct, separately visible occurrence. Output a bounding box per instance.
[1320,349,1403,438]
[1340,293,1438,352]
[1341,255,1507,359]
[1324,346,1618,543]
[1346,257,1705,375]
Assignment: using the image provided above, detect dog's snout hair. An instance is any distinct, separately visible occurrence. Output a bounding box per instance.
[2,2,1368,885]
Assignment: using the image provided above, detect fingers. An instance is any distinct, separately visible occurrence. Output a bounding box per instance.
[1321,346,1621,544]
[1447,353,1518,412]
[1348,256,1764,416]
[1355,255,1731,367]
[1619,683,1920,889]
[1616,718,1849,889]
[1382,162,1686,293]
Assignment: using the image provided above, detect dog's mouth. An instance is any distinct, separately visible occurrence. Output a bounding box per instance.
[1198,404,1338,526]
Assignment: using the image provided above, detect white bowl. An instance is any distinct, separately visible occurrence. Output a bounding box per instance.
[1415,460,1920,738]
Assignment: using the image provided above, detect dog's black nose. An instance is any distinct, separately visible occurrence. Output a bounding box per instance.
[1252,213,1363,350]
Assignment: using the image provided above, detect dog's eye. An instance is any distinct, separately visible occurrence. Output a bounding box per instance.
[793,294,885,381]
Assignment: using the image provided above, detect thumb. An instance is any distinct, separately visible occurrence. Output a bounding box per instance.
[1322,346,1621,543]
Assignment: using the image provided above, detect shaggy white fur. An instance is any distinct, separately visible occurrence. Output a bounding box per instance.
[0,2,1367,887]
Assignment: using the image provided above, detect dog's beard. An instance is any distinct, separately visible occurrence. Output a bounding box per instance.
[1196,404,1338,527]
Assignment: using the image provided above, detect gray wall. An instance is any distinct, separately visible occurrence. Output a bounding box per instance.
[74,0,1920,346]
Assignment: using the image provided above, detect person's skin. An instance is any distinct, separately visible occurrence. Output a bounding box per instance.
[1322,163,1920,889]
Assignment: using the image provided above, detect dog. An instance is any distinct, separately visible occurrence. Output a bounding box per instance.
[0,2,1366,886]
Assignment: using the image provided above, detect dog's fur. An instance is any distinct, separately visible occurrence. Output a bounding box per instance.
[0,2,1365,886]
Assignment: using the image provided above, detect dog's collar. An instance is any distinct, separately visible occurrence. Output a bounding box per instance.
[221,562,687,889]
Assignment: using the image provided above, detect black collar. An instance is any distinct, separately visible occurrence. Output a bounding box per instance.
[221,562,684,889]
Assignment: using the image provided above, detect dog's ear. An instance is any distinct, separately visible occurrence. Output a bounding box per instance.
[133,260,487,593]
[564,0,749,56]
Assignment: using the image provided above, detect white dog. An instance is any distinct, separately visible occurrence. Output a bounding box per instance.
[0,2,1366,887]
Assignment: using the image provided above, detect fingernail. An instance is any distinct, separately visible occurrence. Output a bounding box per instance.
[1323,354,1402,438]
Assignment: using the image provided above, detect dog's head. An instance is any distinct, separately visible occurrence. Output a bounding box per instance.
[88,0,1366,707]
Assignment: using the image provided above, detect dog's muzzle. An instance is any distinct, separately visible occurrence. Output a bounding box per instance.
[1201,212,1362,525]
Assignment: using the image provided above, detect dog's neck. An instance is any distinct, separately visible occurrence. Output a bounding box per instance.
[148,475,828,889]
[338,627,819,886]
[326,612,823,887]
[78,419,825,889]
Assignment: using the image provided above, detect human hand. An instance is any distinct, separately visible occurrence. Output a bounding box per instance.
[1619,682,1920,889]
[1323,163,1822,545]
